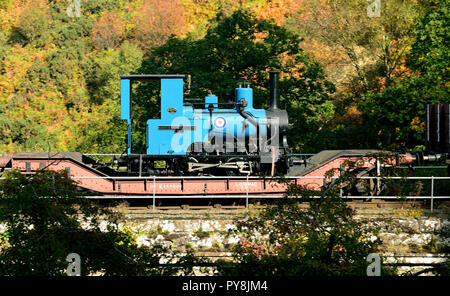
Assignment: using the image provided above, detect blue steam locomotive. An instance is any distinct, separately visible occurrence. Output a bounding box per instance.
[119,70,290,176]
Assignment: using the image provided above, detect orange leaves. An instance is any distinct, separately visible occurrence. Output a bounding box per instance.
[13,0,52,44]
[132,0,187,53]
[92,10,125,49]
[0,0,29,31]
[250,0,305,25]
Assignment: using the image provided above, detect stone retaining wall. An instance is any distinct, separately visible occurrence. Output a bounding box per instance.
[119,207,449,275]
[1,206,448,275]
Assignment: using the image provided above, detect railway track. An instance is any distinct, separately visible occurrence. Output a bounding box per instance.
[110,200,450,213]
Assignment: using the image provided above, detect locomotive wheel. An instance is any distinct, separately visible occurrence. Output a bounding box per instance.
[225,169,238,176]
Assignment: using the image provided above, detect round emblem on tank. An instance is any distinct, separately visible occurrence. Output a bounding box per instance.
[214,117,226,129]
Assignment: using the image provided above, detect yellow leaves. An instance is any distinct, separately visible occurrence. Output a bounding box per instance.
[0,46,34,92]
[395,127,401,140]
[0,0,27,32]
[181,0,304,37]
[116,226,138,248]
[410,116,424,132]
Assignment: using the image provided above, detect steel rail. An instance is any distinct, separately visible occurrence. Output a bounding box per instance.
[84,195,450,199]
[2,175,446,180]
[82,153,316,156]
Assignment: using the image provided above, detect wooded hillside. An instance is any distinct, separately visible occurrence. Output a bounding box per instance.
[0,0,448,154]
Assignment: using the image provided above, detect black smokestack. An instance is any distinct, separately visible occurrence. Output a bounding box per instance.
[269,70,280,110]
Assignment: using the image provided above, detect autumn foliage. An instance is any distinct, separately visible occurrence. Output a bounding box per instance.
[0,0,448,154]
[132,0,186,53]
[92,10,125,49]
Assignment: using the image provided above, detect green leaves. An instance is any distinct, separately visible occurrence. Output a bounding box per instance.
[215,155,405,276]
[0,0,443,155]
[408,3,449,82]
[357,1,450,150]
[137,10,335,152]
[0,170,195,276]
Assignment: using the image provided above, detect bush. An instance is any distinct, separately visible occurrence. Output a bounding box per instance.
[216,156,398,276]
[0,170,197,276]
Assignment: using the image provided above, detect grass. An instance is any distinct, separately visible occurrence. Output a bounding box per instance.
[392,208,424,217]
[194,226,214,238]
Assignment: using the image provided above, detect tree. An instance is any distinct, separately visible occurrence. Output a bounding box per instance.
[77,41,143,154]
[8,0,52,46]
[0,114,40,150]
[408,1,449,84]
[92,10,125,49]
[134,10,335,152]
[358,1,449,150]
[0,0,142,154]
[132,0,186,54]
[216,156,397,276]
[296,0,422,93]
[0,170,197,275]
[358,76,446,150]
[284,0,428,150]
